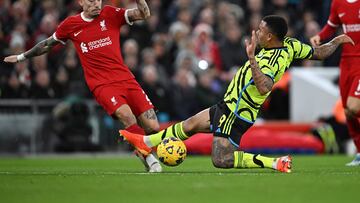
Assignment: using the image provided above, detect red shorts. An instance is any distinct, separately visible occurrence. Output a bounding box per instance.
[339,57,360,106]
[93,79,154,117]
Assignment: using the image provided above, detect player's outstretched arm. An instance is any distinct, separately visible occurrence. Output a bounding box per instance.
[4,36,59,63]
[311,34,354,60]
[246,30,274,95]
[127,0,150,22]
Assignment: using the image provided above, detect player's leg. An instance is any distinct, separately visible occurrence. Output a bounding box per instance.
[344,96,360,166]
[119,108,211,150]
[211,137,290,172]
[209,101,291,172]
[113,104,159,171]
[137,108,160,134]
[144,108,211,147]
[340,63,360,166]
[121,80,163,172]
[114,104,142,131]
[339,59,360,166]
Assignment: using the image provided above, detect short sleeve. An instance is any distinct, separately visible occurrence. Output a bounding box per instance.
[327,0,341,28]
[103,6,131,28]
[53,20,68,45]
[286,37,314,60]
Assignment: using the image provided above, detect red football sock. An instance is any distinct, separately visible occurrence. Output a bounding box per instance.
[125,124,145,135]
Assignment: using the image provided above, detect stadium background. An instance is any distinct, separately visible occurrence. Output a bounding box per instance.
[0,0,348,154]
[1,1,360,203]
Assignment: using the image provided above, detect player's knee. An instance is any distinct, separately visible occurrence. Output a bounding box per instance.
[211,153,231,168]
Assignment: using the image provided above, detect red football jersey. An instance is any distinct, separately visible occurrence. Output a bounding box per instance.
[53,5,134,91]
[319,0,360,57]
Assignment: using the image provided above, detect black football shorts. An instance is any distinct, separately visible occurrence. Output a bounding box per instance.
[209,101,253,147]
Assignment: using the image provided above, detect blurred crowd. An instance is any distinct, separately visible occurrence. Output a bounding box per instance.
[0,0,340,121]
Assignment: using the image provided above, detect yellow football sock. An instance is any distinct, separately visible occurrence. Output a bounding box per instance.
[148,122,189,147]
[233,151,276,169]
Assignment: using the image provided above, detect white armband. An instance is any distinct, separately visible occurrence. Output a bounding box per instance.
[16,53,26,62]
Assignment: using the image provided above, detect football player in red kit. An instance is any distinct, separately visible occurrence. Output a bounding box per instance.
[4,0,162,172]
[310,0,360,166]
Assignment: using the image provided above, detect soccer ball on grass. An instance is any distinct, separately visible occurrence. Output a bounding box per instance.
[157,137,187,166]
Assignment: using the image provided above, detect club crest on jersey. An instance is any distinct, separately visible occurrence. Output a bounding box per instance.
[355,80,360,96]
[100,20,107,31]
[80,42,88,53]
[111,96,118,106]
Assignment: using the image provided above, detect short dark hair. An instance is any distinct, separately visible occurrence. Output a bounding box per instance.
[262,15,288,40]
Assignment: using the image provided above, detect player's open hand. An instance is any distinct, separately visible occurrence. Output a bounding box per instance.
[310,35,321,47]
[245,30,257,58]
[335,34,355,46]
[3,55,18,63]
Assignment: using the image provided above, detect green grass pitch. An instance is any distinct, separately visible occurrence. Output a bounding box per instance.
[0,155,359,203]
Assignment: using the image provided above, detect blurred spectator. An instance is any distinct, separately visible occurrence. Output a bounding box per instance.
[124,54,140,78]
[245,0,264,18]
[151,34,173,75]
[123,38,139,57]
[0,72,28,98]
[140,64,171,121]
[174,48,198,74]
[170,67,198,120]
[14,60,31,87]
[168,21,191,76]
[195,68,221,111]
[29,69,55,99]
[140,47,169,87]
[123,39,140,77]
[176,8,193,27]
[53,67,69,98]
[192,23,222,72]
[167,0,199,24]
[219,23,247,73]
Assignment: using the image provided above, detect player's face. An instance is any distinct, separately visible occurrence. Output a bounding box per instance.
[256,21,272,48]
[79,0,102,18]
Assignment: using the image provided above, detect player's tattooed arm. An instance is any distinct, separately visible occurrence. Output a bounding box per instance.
[246,30,273,95]
[312,34,354,60]
[211,137,237,168]
[248,57,274,95]
[4,36,59,63]
[24,36,59,58]
[127,0,150,22]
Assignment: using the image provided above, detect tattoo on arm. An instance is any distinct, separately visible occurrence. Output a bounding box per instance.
[128,0,150,22]
[136,0,150,18]
[24,36,59,58]
[211,137,237,168]
[312,37,342,60]
[249,58,274,95]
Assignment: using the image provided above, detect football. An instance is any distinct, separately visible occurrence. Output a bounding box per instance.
[157,137,187,166]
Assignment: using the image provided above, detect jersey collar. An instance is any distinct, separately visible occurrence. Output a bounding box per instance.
[264,46,287,51]
[80,12,94,22]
